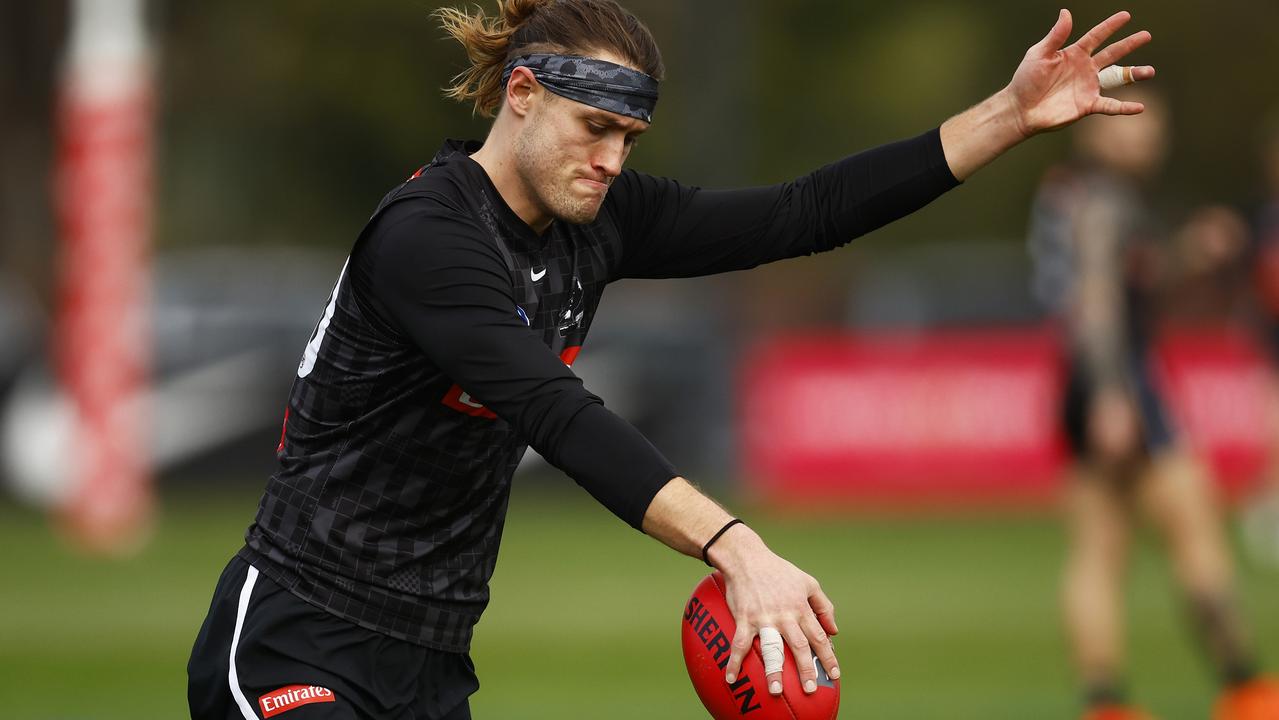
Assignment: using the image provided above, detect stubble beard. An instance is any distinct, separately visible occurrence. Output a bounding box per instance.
[513,120,605,226]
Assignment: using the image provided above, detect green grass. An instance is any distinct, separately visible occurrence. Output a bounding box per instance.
[1,484,1276,719]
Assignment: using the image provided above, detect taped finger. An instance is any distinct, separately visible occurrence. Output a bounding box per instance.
[1098,65,1135,90]
[758,626,785,676]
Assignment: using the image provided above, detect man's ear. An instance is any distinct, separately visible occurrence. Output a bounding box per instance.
[504,66,540,119]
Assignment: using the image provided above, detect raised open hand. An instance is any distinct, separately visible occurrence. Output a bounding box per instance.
[1007,9,1155,137]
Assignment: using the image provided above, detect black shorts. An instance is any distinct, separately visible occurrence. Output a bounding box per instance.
[1062,349,1176,459]
[188,556,478,720]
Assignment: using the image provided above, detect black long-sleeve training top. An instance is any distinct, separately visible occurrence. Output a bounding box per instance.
[239,129,960,652]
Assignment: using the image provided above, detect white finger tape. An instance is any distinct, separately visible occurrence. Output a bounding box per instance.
[1098,65,1135,90]
[758,627,785,675]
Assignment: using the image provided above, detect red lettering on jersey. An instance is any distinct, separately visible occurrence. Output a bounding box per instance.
[440,347,582,418]
[441,384,498,420]
[258,685,335,718]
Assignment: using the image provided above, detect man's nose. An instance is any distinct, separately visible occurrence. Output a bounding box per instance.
[593,136,627,178]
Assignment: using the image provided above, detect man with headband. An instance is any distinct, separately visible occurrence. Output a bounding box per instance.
[188,2,1160,719]
[501,54,660,123]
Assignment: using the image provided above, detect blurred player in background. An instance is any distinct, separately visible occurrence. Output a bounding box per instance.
[1252,119,1279,323]
[1246,119,1279,567]
[1028,89,1279,720]
[188,1,1160,717]
[1166,205,1252,327]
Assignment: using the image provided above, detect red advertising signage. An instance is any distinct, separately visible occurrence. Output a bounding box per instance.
[1154,328,1272,499]
[740,327,1270,507]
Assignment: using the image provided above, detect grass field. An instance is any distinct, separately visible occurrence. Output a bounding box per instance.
[1,482,1276,719]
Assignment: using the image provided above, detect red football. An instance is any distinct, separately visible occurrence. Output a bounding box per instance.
[681,572,840,720]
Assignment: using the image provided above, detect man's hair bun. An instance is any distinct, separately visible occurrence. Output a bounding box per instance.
[435,0,663,118]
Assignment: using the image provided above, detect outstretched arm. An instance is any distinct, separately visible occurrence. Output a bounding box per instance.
[608,14,1153,280]
[941,9,1155,181]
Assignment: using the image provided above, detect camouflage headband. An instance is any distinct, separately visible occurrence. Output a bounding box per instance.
[501,54,659,123]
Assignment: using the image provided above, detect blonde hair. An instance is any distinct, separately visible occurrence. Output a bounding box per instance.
[435,0,664,117]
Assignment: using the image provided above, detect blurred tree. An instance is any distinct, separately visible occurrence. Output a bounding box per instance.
[129,0,1279,325]
[153,1,480,252]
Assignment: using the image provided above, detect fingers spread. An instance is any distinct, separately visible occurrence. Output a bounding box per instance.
[801,613,841,683]
[1076,10,1131,54]
[1032,8,1073,55]
[724,624,755,685]
[1092,30,1152,69]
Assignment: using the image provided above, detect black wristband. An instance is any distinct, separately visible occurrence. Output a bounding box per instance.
[701,518,744,567]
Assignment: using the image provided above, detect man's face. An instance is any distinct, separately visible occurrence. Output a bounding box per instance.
[512,88,648,225]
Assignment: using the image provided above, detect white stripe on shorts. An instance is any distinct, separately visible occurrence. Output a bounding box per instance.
[228,564,261,720]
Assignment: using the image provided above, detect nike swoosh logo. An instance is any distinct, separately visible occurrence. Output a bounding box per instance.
[531,267,547,281]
